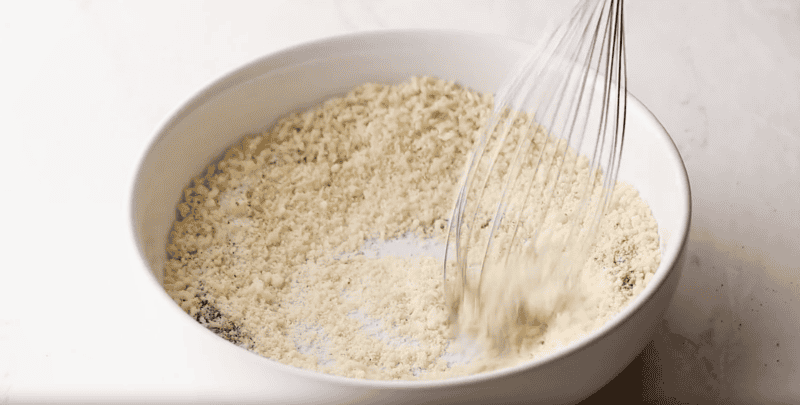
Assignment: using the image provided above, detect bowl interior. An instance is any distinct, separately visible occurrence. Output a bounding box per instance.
[131,30,690,381]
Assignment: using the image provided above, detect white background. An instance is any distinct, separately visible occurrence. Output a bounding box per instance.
[1,1,798,403]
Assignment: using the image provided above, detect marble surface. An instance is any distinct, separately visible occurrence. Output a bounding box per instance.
[1,0,798,403]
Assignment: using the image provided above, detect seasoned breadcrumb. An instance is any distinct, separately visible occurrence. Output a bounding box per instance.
[163,76,660,380]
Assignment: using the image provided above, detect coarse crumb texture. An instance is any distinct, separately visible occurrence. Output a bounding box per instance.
[163,76,661,380]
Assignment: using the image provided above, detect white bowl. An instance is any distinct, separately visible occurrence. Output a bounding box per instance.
[131,30,691,404]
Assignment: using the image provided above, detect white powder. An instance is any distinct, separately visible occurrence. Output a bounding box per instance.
[163,76,660,380]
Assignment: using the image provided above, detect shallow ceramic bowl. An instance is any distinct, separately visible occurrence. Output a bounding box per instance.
[131,30,691,404]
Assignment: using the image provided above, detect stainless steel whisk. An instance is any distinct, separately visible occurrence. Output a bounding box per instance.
[445,0,627,316]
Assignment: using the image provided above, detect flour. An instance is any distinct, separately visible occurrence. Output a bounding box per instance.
[163,77,660,380]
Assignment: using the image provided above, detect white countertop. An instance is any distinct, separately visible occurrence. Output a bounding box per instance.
[1,1,798,403]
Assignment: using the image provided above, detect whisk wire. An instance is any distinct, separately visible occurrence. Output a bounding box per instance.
[445,0,627,314]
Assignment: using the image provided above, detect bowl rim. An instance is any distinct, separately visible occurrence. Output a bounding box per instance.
[130,28,692,389]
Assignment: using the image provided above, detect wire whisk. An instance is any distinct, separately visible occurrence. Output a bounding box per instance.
[444,0,627,341]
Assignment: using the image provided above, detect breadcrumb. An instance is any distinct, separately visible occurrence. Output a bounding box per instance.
[163,77,660,380]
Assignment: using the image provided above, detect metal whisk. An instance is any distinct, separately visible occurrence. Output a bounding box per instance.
[445,0,627,326]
